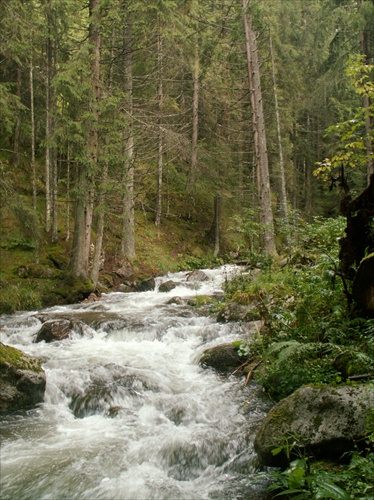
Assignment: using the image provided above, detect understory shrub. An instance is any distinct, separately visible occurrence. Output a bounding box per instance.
[0,282,42,314]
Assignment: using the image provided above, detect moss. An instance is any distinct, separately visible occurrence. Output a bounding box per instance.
[187,295,213,307]
[55,273,95,303]
[0,343,43,373]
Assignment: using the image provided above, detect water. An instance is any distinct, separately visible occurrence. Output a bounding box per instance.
[0,266,271,499]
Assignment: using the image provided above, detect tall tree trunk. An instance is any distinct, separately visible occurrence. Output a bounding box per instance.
[210,195,221,257]
[242,1,277,256]
[51,152,58,242]
[13,65,21,167]
[91,160,108,286]
[155,19,163,227]
[30,53,37,212]
[121,9,136,260]
[45,0,52,234]
[69,0,101,277]
[187,40,199,194]
[70,167,89,276]
[269,31,288,221]
[66,143,70,241]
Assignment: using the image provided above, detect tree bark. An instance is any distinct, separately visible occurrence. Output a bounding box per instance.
[51,152,58,243]
[30,53,36,211]
[242,1,277,256]
[187,40,200,194]
[121,8,136,259]
[66,143,71,241]
[155,18,163,227]
[208,195,221,257]
[45,0,52,234]
[91,160,108,286]
[269,31,288,221]
[69,0,101,277]
[13,65,21,168]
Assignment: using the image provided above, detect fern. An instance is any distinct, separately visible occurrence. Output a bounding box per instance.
[265,341,323,364]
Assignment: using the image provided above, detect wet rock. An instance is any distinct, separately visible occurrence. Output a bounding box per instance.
[0,343,46,413]
[159,280,179,293]
[83,293,100,303]
[34,319,87,343]
[118,283,136,293]
[254,384,374,468]
[199,343,245,374]
[134,277,156,292]
[167,297,185,305]
[186,270,209,282]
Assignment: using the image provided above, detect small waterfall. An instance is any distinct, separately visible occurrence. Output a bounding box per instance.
[0,266,271,499]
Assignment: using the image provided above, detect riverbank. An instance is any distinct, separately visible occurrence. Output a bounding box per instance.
[0,204,240,314]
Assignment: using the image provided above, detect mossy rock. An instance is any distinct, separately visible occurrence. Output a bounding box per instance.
[18,264,62,280]
[133,276,156,292]
[187,295,213,307]
[254,384,374,468]
[199,343,246,374]
[54,273,95,304]
[47,252,69,270]
[217,301,262,323]
[0,343,46,413]
[159,280,178,293]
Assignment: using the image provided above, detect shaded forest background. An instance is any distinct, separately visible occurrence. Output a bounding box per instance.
[0,0,373,309]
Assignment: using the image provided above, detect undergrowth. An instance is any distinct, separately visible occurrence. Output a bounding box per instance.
[225,216,374,498]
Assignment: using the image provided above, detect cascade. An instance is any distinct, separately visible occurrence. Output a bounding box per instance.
[0,266,271,499]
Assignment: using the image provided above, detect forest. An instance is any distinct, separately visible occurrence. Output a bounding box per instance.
[1,0,373,294]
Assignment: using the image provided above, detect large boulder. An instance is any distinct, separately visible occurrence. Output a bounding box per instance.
[159,280,178,293]
[199,343,245,374]
[217,301,262,323]
[34,319,87,343]
[133,276,156,292]
[0,343,46,413]
[187,270,209,282]
[254,384,374,468]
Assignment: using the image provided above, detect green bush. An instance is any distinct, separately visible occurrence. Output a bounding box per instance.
[0,283,42,314]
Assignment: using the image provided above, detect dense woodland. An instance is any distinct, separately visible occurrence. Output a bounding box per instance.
[0,0,373,296]
[1,2,374,497]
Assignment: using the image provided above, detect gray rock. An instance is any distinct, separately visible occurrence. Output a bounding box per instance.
[0,343,46,413]
[118,283,136,293]
[199,343,245,374]
[186,270,209,282]
[167,297,185,305]
[254,384,374,467]
[134,277,156,292]
[34,319,87,343]
[159,280,178,293]
[217,301,262,322]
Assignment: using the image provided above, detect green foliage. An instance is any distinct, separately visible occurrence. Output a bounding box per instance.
[11,203,41,249]
[314,54,374,181]
[228,216,373,400]
[268,457,351,499]
[0,282,42,314]
[268,416,374,499]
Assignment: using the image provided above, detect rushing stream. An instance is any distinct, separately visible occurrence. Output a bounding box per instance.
[0,266,271,500]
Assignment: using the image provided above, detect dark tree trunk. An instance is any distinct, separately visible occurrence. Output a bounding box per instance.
[339,173,374,315]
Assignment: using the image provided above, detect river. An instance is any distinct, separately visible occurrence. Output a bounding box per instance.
[0,266,271,499]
